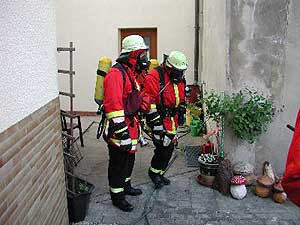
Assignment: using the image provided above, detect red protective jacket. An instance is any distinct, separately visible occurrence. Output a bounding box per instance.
[282,110,300,206]
[136,70,147,88]
[141,65,185,134]
[103,63,141,153]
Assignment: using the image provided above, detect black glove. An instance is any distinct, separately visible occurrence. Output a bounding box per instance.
[162,133,175,147]
[152,124,164,143]
[146,111,163,142]
[146,111,162,129]
[111,121,132,151]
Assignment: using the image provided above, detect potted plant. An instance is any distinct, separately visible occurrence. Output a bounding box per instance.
[201,88,274,144]
[66,172,95,223]
[198,88,274,192]
[200,90,231,157]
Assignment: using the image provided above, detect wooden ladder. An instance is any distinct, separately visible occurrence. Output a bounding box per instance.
[57,42,82,172]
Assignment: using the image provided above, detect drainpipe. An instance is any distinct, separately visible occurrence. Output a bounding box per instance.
[199,0,203,83]
[194,0,200,84]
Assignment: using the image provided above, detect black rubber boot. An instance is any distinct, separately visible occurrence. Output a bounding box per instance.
[148,169,164,189]
[110,192,134,212]
[160,175,171,185]
[124,181,142,196]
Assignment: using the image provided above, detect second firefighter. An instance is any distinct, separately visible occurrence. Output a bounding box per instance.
[141,51,188,189]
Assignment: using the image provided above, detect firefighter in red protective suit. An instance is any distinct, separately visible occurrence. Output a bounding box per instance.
[141,51,188,189]
[103,35,149,212]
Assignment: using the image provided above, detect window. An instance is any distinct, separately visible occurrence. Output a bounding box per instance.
[120,28,157,59]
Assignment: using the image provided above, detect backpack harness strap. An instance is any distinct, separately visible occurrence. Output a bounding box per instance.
[154,66,178,118]
[113,63,138,126]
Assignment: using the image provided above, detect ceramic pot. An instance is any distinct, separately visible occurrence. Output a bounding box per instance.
[273,192,287,204]
[255,184,271,198]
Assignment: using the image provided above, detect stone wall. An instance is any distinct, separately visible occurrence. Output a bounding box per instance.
[227,0,290,173]
[202,0,297,174]
[0,98,68,225]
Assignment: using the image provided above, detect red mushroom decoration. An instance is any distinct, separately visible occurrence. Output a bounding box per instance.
[230,175,247,199]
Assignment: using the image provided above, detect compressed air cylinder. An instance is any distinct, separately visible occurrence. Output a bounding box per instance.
[94,57,112,106]
[149,59,159,71]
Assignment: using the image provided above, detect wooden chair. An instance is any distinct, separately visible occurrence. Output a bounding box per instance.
[60,110,84,147]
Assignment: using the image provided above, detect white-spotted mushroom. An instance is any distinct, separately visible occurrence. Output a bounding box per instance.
[230,175,247,200]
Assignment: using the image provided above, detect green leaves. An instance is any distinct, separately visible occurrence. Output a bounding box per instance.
[201,89,274,143]
[78,182,89,193]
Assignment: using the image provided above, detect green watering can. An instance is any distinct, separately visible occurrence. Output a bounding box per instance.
[190,119,202,137]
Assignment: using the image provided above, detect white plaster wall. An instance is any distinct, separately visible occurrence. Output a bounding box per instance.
[55,0,194,111]
[202,0,228,92]
[0,0,59,133]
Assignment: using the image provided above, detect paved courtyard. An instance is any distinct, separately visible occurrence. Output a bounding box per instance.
[72,117,300,225]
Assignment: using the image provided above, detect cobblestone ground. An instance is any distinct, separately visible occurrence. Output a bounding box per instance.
[73,170,300,225]
[73,120,300,225]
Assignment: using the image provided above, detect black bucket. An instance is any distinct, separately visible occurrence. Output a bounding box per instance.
[199,161,219,176]
[67,177,95,223]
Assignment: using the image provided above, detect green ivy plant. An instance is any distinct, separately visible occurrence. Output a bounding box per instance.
[201,89,274,143]
[200,91,232,123]
[231,89,273,143]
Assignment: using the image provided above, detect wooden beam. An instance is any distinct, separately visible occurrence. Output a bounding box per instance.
[58,69,75,75]
[59,91,75,98]
[57,47,75,52]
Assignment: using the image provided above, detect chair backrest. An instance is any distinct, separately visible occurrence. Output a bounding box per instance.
[60,110,68,131]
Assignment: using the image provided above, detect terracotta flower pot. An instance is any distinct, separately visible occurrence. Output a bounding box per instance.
[255,175,273,198]
[197,174,215,187]
[273,192,287,203]
[272,179,287,203]
[255,184,271,198]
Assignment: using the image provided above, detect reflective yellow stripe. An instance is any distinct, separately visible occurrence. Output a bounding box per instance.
[111,138,137,149]
[150,104,157,109]
[150,166,162,174]
[110,187,124,193]
[160,170,165,175]
[125,177,131,182]
[151,115,160,122]
[168,117,177,134]
[135,81,140,91]
[106,110,124,119]
[139,124,142,136]
[132,139,138,145]
[115,126,128,134]
[110,138,121,145]
[173,83,179,107]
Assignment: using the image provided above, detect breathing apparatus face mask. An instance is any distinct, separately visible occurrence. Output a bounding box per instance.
[169,68,185,84]
[136,51,149,73]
